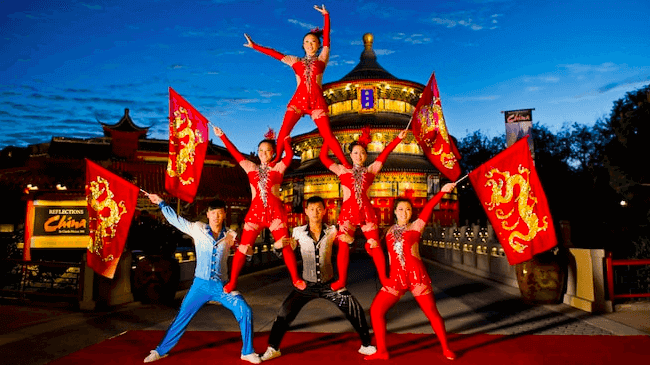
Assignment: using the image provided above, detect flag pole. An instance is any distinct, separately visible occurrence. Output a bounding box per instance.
[139,188,149,195]
[405,115,413,131]
[455,173,469,185]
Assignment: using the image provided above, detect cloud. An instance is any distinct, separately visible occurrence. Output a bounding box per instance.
[288,19,317,30]
[63,88,93,93]
[597,78,650,93]
[256,90,282,98]
[80,3,102,10]
[392,33,432,45]
[356,3,407,19]
[523,75,560,83]
[6,101,40,112]
[429,10,502,31]
[6,12,48,20]
[559,62,619,73]
[375,49,396,56]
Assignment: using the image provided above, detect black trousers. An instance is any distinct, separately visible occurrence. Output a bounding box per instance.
[267,281,372,350]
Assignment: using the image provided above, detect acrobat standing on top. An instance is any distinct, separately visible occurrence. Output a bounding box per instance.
[212,125,306,293]
[320,128,407,291]
[244,4,350,168]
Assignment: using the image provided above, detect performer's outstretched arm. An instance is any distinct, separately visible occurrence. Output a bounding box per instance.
[315,5,330,63]
[244,33,286,61]
[417,183,456,224]
[376,129,407,164]
[213,126,245,163]
[147,194,193,235]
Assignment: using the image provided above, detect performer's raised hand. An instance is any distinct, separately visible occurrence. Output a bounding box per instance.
[147,193,162,205]
[212,125,224,137]
[441,182,456,193]
[314,4,328,15]
[398,129,407,139]
[243,33,254,48]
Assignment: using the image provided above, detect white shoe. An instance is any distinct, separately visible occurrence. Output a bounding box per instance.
[241,353,262,364]
[144,350,167,363]
[261,346,282,361]
[358,345,377,355]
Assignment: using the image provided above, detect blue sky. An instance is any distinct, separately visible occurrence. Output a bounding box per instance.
[2,0,649,153]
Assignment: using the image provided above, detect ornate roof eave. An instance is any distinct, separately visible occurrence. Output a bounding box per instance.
[323,78,424,92]
[285,153,440,178]
[101,108,149,135]
[291,113,411,145]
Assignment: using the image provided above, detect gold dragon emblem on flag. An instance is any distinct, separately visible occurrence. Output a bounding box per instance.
[483,166,550,254]
[87,176,127,262]
[417,98,457,170]
[167,106,205,185]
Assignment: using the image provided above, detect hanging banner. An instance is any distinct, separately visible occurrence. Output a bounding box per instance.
[411,72,462,181]
[86,159,139,279]
[166,87,209,203]
[468,137,557,265]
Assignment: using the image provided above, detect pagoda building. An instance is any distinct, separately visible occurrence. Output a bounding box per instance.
[100,108,149,159]
[282,33,459,230]
[0,108,252,232]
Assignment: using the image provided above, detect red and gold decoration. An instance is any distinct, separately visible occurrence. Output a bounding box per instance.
[468,137,557,265]
[411,72,461,181]
[85,159,139,279]
[166,87,209,203]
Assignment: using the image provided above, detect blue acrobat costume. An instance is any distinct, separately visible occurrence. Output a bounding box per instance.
[150,201,255,358]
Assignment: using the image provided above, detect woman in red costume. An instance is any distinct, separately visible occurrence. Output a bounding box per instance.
[212,126,306,293]
[320,128,407,291]
[244,4,350,168]
[364,183,457,361]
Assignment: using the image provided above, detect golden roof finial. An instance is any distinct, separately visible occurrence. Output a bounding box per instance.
[363,33,374,50]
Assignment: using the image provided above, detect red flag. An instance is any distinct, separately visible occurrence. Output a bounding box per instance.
[468,137,557,265]
[85,159,139,279]
[166,87,209,202]
[412,72,462,181]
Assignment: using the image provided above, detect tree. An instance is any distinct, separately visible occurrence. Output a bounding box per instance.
[602,84,650,257]
[456,130,504,225]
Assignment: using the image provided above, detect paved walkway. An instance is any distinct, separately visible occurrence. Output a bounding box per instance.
[0,256,648,365]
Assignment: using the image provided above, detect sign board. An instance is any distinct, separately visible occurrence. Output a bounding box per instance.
[503,108,535,157]
[25,199,89,250]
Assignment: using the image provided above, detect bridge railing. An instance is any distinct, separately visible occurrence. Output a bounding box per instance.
[606,252,650,301]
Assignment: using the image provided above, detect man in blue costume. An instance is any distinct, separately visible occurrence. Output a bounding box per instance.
[143,194,260,364]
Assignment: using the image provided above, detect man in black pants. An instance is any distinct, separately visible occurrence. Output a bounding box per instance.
[261,196,376,360]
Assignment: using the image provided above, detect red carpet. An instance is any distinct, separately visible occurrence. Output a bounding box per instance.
[50,330,649,364]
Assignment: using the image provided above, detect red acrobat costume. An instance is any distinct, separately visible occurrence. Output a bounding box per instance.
[219,134,303,292]
[247,11,350,168]
[365,191,455,361]
[319,135,403,290]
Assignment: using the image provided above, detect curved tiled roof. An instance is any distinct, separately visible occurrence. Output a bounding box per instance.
[288,152,439,177]
[101,108,149,134]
